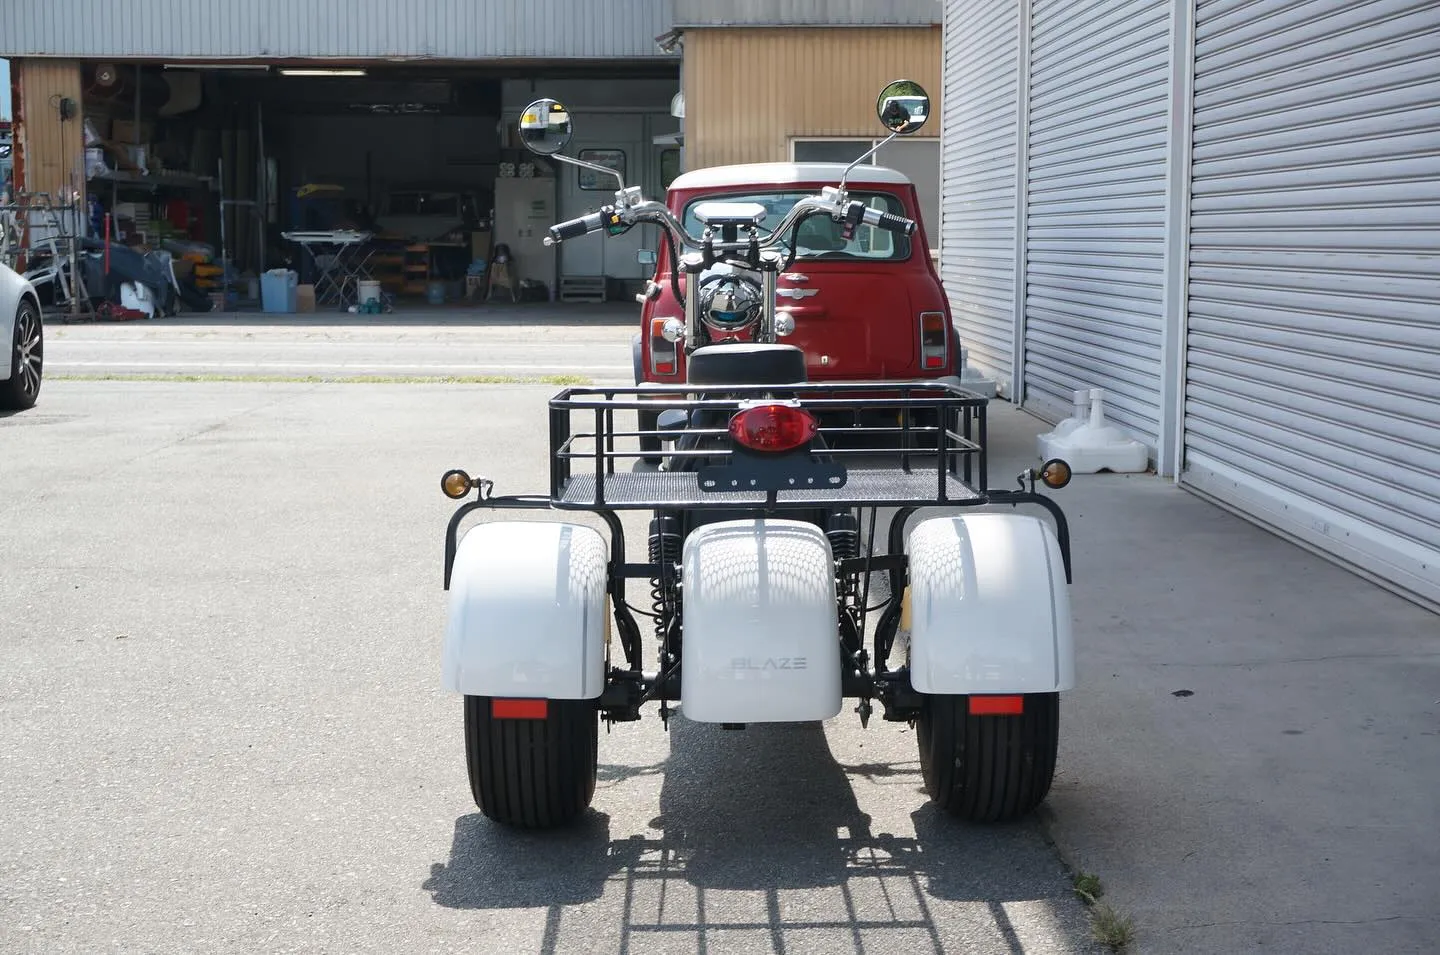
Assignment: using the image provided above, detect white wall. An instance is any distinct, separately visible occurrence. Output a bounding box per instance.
[1,59,10,119]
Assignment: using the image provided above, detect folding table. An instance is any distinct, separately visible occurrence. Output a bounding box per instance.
[281,230,375,309]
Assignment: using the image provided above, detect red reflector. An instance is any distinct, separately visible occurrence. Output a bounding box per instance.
[655,361,675,375]
[924,355,944,369]
[968,695,1024,716]
[491,698,549,720]
[729,404,818,452]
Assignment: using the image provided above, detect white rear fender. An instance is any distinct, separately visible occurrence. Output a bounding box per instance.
[441,521,609,699]
[680,519,842,723]
[906,513,1074,695]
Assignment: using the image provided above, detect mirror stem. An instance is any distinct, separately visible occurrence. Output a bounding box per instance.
[546,152,626,191]
[839,129,902,194]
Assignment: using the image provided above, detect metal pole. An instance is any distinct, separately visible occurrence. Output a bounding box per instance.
[256,101,265,272]
[218,157,228,312]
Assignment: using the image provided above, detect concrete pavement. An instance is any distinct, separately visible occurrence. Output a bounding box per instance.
[0,379,1101,955]
[5,317,1439,953]
[977,410,1440,954]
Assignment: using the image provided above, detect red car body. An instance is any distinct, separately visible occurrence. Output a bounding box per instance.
[631,162,962,389]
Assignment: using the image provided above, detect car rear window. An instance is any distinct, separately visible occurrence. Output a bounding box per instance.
[681,191,912,261]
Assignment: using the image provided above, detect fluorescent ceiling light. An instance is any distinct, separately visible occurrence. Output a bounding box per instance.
[279,69,368,77]
[164,63,269,70]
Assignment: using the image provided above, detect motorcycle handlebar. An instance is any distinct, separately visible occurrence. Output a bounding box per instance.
[543,190,917,256]
[546,211,606,244]
[862,206,917,236]
[622,195,844,257]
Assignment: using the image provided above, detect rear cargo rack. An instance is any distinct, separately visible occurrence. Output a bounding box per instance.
[546,381,990,510]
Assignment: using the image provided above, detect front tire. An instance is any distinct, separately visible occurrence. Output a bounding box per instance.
[916,692,1059,822]
[1,297,43,411]
[463,695,599,829]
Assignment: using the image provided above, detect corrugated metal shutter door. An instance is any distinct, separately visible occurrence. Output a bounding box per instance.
[1023,0,1171,442]
[940,0,1020,391]
[1184,0,1440,607]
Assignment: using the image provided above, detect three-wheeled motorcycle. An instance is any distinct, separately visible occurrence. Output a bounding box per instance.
[439,82,1076,830]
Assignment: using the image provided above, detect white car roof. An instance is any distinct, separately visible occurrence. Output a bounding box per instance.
[669,162,914,191]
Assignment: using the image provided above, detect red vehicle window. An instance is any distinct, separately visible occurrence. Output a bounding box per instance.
[680,191,913,262]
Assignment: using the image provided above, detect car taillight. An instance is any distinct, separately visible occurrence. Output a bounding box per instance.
[650,317,678,376]
[729,404,818,452]
[920,311,948,370]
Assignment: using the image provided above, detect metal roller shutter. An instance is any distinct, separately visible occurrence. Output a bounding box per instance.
[1183,0,1440,607]
[940,0,1020,391]
[1023,0,1171,442]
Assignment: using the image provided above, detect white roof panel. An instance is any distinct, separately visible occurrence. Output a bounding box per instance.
[670,162,915,191]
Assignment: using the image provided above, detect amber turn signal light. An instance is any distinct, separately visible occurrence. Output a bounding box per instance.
[1039,458,1072,490]
[441,469,473,499]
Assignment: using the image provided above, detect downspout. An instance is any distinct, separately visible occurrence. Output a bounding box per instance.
[676,34,685,173]
[11,59,27,272]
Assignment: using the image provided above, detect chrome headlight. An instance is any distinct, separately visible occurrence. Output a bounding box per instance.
[699,273,764,334]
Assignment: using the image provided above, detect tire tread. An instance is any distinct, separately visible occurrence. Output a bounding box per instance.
[464,696,598,829]
[918,692,1058,823]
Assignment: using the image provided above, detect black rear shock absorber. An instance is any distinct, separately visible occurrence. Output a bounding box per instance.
[827,510,861,598]
[647,514,682,645]
[827,510,860,560]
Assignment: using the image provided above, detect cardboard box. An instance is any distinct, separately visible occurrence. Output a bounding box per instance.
[470,229,492,261]
[296,284,316,313]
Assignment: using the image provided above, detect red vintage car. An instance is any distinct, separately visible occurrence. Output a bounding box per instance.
[630,162,965,447]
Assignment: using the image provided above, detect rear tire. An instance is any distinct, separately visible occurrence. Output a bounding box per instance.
[916,692,1058,822]
[464,695,599,829]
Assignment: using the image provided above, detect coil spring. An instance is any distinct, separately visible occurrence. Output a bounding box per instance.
[648,516,682,638]
[828,512,861,599]
[828,512,860,562]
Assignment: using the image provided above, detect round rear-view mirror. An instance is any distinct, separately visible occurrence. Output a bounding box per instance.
[518,98,573,156]
[876,80,930,135]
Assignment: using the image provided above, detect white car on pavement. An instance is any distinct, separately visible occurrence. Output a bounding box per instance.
[1,260,43,410]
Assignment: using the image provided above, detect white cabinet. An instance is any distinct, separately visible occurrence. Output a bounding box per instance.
[492,177,558,292]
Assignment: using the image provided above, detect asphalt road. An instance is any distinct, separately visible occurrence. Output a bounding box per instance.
[0,361,1101,952]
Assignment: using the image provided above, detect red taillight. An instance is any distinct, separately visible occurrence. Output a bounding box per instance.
[650,317,678,376]
[920,311,948,370]
[729,404,818,452]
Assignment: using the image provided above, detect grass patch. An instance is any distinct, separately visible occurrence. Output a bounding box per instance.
[1073,871,1105,905]
[52,373,593,386]
[1071,872,1134,952]
[1090,903,1136,951]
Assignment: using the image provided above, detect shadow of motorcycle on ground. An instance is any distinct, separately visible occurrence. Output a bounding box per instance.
[423,715,1089,954]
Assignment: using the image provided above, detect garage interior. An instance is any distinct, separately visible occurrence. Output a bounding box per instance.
[72,60,680,316]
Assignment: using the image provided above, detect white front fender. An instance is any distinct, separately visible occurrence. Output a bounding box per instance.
[906,513,1074,695]
[441,520,609,699]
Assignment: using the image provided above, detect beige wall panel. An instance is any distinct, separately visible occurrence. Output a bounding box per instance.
[16,59,85,199]
[685,27,941,169]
